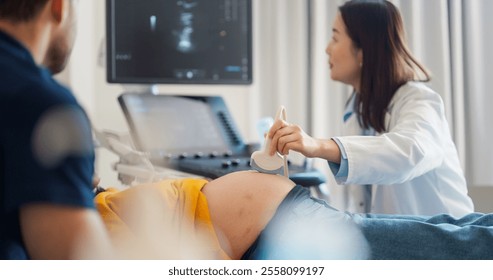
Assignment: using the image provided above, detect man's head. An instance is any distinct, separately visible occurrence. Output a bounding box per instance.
[0,0,78,74]
[0,0,51,22]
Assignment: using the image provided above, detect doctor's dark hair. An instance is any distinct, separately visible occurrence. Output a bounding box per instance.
[339,0,431,133]
[0,0,50,22]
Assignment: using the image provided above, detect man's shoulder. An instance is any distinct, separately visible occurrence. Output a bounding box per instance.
[0,49,76,107]
[1,68,79,115]
[26,72,77,106]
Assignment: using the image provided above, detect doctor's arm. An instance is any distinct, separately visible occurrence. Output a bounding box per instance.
[335,91,446,185]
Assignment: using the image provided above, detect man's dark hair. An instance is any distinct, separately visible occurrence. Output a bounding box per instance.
[0,0,50,22]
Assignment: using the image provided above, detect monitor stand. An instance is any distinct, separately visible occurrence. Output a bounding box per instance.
[120,84,160,95]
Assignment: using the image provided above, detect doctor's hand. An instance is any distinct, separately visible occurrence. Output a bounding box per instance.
[267,119,342,163]
[267,119,320,157]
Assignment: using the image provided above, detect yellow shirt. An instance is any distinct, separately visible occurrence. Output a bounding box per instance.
[94,178,230,259]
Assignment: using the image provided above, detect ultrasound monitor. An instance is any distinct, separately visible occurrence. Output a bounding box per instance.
[118,94,246,159]
[106,0,252,84]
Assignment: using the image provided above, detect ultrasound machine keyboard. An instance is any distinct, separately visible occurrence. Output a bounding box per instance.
[173,154,326,187]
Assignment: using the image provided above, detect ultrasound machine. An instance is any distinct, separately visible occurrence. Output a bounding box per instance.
[105,0,326,188]
[117,94,326,187]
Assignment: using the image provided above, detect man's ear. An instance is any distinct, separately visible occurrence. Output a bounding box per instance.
[50,0,66,23]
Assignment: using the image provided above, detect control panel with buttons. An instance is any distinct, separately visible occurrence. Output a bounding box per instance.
[173,154,325,187]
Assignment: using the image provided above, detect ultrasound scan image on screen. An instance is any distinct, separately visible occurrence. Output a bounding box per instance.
[106,0,252,84]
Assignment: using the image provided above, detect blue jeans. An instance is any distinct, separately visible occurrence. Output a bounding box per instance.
[354,212,493,259]
[242,185,369,259]
[242,185,493,259]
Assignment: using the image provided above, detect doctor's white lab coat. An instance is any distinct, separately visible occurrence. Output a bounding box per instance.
[333,82,474,217]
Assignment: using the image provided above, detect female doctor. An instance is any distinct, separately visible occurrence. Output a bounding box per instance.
[267,0,473,217]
